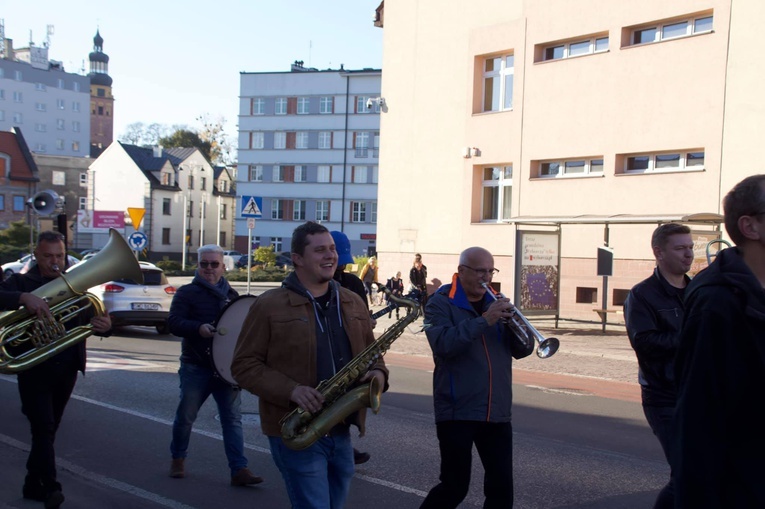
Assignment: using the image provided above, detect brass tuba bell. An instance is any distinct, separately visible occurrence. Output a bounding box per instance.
[0,228,143,374]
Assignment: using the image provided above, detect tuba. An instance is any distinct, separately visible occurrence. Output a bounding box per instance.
[280,288,421,450]
[0,229,143,374]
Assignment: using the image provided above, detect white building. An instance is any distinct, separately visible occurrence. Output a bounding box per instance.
[87,142,235,260]
[237,62,382,256]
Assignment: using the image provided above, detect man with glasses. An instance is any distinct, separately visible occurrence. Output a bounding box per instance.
[420,246,534,509]
[167,244,263,486]
[672,175,765,507]
[623,223,693,509]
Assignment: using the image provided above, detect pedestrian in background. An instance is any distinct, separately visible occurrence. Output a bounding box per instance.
[410,253,428,306]
[360,256,379,306]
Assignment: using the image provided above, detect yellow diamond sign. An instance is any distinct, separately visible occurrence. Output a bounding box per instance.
[127,207,146,229]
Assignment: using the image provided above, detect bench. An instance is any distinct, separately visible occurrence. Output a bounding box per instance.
[593,309,623,322]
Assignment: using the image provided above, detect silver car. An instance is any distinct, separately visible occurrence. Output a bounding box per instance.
[88,261,176,334]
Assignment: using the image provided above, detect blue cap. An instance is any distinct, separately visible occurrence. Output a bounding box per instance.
[330,231,354,265]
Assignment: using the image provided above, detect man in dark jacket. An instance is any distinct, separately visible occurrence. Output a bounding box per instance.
[672,174,765,508]
[167,244,263,486]
[1,231,111,509]
[623,223,693,509]
[420,246,533,509]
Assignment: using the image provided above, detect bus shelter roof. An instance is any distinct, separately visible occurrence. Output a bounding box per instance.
[508,212,724,227]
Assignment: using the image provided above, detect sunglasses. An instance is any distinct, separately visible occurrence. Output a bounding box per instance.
[199,261,220,269]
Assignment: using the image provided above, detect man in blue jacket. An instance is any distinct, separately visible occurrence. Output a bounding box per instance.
[623,223,693,509]
[168,244,263,486]
[420,246,533,509]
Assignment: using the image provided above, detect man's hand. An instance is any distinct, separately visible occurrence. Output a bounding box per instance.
[290,385,325,413]
[198,323,216,338]
[359,368,386,388]
[482,298,517,326]
[91,315,112,334]
[19,293,51,319]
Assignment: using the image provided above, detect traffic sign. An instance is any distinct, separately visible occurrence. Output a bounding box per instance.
[247,218,256,229]
[127,207,146,229]
[128,231,148,251]
[241,196,262,218]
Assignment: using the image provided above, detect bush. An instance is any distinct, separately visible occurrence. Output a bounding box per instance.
[226,265,291,282]
[156,260,183,271]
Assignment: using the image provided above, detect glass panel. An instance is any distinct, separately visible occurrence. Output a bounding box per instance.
[595,37,609,52]
[686,152,705,166]
[633,28,657,44]
[627,156,650,171]
[655,154,681,168]
[483,167,500,181]
[482,187,499,220]
[545,46,564,60]
[662,22,688,40]
[505,55,514,69]
[569,40,590,57]
[485,57,499,73]
[694,16,713,33]
[590,159,604,173]
[541,162,560,176]
[502,185,512,220]
[484,77,498,111]
[503,75,514,110]
[503,166,513,179]
[564,161,586,174]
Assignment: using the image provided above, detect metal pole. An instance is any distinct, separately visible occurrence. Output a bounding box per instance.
[200,195,205,247]
[216,195,221,247]
[247,227,252,294]
[182,194,188,271]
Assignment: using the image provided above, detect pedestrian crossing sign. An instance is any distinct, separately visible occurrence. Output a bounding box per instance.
[241,196,262,218]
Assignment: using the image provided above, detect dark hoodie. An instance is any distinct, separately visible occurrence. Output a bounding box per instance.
[672,246,765,508]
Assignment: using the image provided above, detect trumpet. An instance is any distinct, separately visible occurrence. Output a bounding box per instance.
[481,282,559,359]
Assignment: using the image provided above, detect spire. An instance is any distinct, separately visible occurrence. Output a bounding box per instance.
[88,29,112,86]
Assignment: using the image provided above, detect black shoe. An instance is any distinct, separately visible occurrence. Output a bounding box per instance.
[44,489,65,509]
[353,448,371,465]
[22,480,46,501]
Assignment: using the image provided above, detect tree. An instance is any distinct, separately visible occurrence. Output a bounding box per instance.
[120,122,146,145]
[197,114,234,165]
[159,129,213,161]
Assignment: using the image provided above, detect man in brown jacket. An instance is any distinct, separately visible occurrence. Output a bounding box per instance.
[232,221,387,509]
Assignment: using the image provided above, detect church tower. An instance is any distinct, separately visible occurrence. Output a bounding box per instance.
[88,30,114,157]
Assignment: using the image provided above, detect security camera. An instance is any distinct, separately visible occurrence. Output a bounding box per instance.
[366,98,374,109]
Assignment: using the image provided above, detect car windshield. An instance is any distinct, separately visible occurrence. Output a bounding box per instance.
[114,269,167,285]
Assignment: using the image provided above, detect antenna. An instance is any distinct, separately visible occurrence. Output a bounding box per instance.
[308,40,312,68]
[0,19,5,57]
[45,24,54,49]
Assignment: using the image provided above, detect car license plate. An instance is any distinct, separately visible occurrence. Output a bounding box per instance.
[132,303,160,311]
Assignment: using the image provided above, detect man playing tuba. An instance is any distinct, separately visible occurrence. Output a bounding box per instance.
[0,231,112,509]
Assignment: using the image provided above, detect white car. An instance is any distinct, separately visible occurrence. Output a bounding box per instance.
[88,261,176,334]
[2,254,33,279]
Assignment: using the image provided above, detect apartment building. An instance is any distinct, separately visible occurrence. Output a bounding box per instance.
[375,0,763,323]
[236,62,382,257]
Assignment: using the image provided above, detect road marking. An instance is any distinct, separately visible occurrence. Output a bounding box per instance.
[86,351,164,372]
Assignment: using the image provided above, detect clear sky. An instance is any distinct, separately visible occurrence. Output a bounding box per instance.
[2,0,383,142]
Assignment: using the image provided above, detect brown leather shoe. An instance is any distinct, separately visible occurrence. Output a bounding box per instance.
[231,467,264,486]
[170,458,185,478]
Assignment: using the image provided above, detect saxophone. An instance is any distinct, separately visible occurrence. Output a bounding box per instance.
[280,288,422,450]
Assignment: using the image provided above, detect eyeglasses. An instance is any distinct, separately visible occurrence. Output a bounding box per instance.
[460,265,499,277]
[199,261,220,269]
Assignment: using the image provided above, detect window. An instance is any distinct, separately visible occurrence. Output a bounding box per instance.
[297,97,310,114]
[353,166,368,183]
[57,119,65,130]
[0,89,4,100]
[293,200,306,220]
[273,166,286,182]
[631,14,713,45]
[14,71,22,81]
[624,151,704,173]
[79,173,88,186]
[188,175,194,189]
[97,88,105,97]
[356,96,371,113]
[188,201,194,217]
[161,172,172,186]
[372,166,379,184]
[249,165,263,181]
[542,35,608,61]
[319,131,332,149]
[73,82,80,92]
[0,111,3,121]
[57,78,64,89]
[271,238,282,252]
[576,287,598,303]
[35,123,47,132]
[296,132,309,149]
[13,113,23,123]
[13,91,22,103]
[57,99,65,110]
[317,165,331,183]
[355,132,369,157]
[78,197,87,210]
[482,54,514,112]
[72,142,79,152]
[250,132,264,149]
[35,102,46,112]
[98,106,104,115]
[274,132,286,149]
[373,133,380,158]
[56,139,64,150]
[275,98,287,115]
[320,96,333,114]
[52,171,65,185]
[35,143,46,152]
[13,195,25,211]
[162,228,171,245]
[73,102,80,112]
[538,157,604,178]
[271,199,284,220]
[201,177,207,190]
[163,198,171,215]
[371,202,378,223]
[352,202,367,222]
[0,195,4,210]
[72,121,80,132]
[220,203,227,219]
[481,166,513,221]
[295,165,307,182]
[251,98,265,115]
[316,200,330,221]
[219,180,228,193]
[219,231,227,247]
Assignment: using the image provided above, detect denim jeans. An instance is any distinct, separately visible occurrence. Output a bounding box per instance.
[170,362,247,475]
[268,428,354,509]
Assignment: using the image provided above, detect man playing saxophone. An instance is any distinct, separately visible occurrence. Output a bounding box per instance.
[420,246,533,509]
[0,231,111,509]
[232,221,387,509]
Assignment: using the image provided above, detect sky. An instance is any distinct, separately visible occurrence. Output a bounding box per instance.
[2,0,383,143]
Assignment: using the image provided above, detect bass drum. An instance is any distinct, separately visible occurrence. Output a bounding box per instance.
[211,295,257,387]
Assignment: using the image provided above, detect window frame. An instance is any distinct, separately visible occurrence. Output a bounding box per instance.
[352,202,367,223]
[297,97,310,114]
[251,98,265,115]
[542,35,609,62]
[623,151,705,174]
[537,157,605,178]
[480,166,514,222]
[275,98,287,115]
[317,165,331,183]
[631,14,714,46]
[319,96,333,114]
[482,54,515,112]
[249,165,263,182]
[316,200,330,221]
[274,132,286,149]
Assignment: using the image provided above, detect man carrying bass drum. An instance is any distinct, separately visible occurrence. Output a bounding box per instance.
[167,244,263,486]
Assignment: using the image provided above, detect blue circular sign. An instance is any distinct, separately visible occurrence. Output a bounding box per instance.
[128,231,148,251]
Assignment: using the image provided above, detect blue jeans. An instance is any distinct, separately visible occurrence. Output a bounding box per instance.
[170,362,247,475]
[268,428,354,509]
